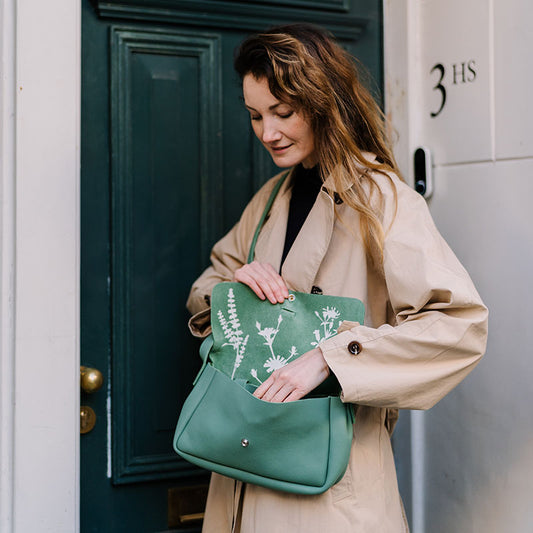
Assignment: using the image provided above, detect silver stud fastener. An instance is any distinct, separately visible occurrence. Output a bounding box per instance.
[241,438,249,448]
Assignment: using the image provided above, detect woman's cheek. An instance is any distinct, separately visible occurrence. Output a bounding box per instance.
[251,121,262,141]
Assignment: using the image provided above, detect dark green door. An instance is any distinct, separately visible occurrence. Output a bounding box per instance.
[81,1,383,531]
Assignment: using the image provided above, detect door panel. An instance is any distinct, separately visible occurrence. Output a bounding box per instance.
[81,0,382,530]
[110,26,222,484]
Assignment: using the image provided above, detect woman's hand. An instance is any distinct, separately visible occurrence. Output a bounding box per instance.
[253,348,330,402]
[233,261,289,304]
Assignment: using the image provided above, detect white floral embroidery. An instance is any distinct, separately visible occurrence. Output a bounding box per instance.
[263,345,298,373]
[250,368,263,385]
[263,355,287,373]
[217,288,249,379]
[256,315,298,374]
[311,306,342,347]
[287,345,298,361]
[256,315,283,354]
[216,289,356,383]
[323,306,341,321]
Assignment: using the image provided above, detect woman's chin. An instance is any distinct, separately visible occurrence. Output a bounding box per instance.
[269,153,305,169]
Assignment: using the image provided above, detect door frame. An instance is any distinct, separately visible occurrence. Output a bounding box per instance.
[384,1,429,531]
[0,0,81,531]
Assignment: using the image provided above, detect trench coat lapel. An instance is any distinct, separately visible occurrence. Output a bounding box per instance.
[281,189,335,292]
[253,168,337,293]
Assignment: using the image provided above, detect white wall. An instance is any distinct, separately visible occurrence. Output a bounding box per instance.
[0,0,17,530]
[385,0,533,531]
[0,0,81,531]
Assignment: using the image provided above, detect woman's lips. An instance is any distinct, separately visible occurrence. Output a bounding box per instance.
[271,144,293,154]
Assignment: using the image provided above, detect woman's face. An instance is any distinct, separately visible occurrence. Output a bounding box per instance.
[243,74,317,169]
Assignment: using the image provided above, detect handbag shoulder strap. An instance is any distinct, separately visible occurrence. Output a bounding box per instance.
[194,171,289,382]
[246,170,290,264]
[193,334,214,385]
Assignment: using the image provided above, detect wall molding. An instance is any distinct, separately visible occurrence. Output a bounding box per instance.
[232,0,350,11]
[95,0,367,39]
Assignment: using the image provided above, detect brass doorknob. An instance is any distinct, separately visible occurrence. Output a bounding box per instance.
[80,406,97,434]
[80,366,104,393]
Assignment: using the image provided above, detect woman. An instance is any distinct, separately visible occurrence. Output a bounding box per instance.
[186,23,488,532]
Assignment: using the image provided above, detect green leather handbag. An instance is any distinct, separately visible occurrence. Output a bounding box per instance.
[173,172,365,494]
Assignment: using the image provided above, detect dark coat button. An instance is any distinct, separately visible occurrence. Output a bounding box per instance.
[311,285,323,295]
[347,341,362,355]
[334,192,343,205]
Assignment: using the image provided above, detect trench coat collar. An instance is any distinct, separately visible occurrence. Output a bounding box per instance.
[253,152,377,292]
[252,167,335,293]
[321,151,378,193]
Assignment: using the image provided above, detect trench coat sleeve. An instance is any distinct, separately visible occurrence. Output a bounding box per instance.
[320,176,488,410]
[186,175,281,336]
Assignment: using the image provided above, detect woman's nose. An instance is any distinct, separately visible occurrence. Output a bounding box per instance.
[261,120,282,143]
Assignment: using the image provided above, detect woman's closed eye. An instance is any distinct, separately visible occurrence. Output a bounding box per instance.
[278,110,294,119]
[249,110,294,121]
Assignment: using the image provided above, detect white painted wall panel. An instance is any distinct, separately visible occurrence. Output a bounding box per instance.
[423,160,533,532]
[494,0,533,159]
[12,0,80,531]
[385,1,533,530]
[0,0,17,530]
[419,0,492,165]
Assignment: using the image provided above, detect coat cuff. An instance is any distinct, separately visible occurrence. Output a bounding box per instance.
[320,320,396,404]
[188,308,212,338]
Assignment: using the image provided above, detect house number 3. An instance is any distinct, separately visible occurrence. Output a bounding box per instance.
[430,60,477,118]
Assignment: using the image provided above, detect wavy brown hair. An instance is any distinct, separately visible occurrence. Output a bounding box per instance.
[234,23,402,266]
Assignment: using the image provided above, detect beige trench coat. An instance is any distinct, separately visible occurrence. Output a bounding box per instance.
[186,155,488,533]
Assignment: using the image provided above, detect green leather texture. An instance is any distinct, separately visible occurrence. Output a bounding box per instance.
[174,281,365,493]
[174,282,364,494]
[209,282,365,386]
[174,362,354,494]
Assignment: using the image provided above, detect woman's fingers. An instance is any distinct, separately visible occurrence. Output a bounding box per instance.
[268,384,295,403]
[254,375,285,402]
[255,378,296,403]
[233,261,288,303]
[253,348,330,403]
[254,370,305,402]
[233,269,267,300]
[282,389,305,403]
[253,376,272,399]
[262,263,290,300]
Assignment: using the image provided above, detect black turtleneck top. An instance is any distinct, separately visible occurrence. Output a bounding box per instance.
[280,164,323,268]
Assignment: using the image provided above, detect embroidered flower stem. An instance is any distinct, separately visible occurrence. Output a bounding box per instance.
[217,288,249,380]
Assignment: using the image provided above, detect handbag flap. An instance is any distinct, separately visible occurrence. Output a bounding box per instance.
[209,282,364,385]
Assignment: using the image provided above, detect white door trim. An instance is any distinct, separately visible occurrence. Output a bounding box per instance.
[0,0,81,531]
[383,1,425,532]
[0,0,17,530]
